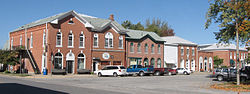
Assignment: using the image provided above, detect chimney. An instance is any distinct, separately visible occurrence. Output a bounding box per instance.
[109,14,114,21]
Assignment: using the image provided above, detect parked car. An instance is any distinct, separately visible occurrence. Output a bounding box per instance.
[165,68,177,75]
[176,68,191,75]
[96,66,127,77]
[213,68,249,82]
[127,65,154,76]
[144,65,169,76]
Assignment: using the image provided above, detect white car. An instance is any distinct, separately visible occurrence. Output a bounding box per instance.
[177,68,191,75]
[96,66,127,77]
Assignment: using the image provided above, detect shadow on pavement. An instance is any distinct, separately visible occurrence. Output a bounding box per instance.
[0,83,68,94]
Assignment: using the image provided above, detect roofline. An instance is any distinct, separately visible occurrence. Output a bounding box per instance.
[126,34,165,43]
[199,49,247,52]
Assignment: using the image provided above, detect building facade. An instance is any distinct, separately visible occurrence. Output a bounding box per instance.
[126,29,164,68]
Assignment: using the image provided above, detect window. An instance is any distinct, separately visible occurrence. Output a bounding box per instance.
[145,44,148,53]
[150,58,155,67]
[68,18,74,24]
[119,36,123,49]
[157,44,161,54]
[11,37,13,50]
[234,52,236,59]
[230,52,232,59]
[130,43,134,53]
[68,32,73,47]
[56,31,62,47]
[54,53,63,69]
[93,33,98,47]
[137,43,141,53]
[43,30,46,47]
[30,32,33,48]
[181,47,184,56]
[186,48,189,56]
[241,53,243,59]
[79,33,84,48]
[157,58,161,68]
[20,35,22,46]
[105,32,113,48]
[77,53,85,69]
[151,44,154,54]
[192,48,195,56]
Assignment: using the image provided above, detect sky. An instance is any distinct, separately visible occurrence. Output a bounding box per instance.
[0,0,221,49]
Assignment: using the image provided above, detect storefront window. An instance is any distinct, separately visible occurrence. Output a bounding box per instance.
[77,53,85,69]
[54,53,63,69]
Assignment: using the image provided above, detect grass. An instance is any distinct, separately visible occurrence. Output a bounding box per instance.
[211,81,250,92]
[0,72,31,77]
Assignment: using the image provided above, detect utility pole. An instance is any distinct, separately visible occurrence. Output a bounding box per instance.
[236,21,240,85]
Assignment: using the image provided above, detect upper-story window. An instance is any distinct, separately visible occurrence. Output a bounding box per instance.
[192,48,195,56]
[151,44,154,54]
[230,52,232,59]
[93,33,98,48]
[186,48,189,56]
[20,35,22,46]
[181,47,184,56]
[145,44,148,53]
[43,30,46,47]
[68,18,74,24]
[68,31,74,48]
[137,43,141,53]
[157,44,161,54]
[11,37,13,50]
[119,36,123,49]
[130,43,134,53]
[241,53,243,59]
[56,30,62,47]
[30,32,33,48]
[79,32,84,48]
[105,32,113,48]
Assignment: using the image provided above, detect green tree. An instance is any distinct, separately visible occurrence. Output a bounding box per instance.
[213,56,224,68]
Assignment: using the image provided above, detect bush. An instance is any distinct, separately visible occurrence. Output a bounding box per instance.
[4,70,11,74]
[221,66,228,68]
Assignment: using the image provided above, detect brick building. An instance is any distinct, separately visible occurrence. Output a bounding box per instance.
[9,10,165,74]
[9,11,128,74]
[198,43,248,69]
[161,36,198,71]
[126,29,165,68]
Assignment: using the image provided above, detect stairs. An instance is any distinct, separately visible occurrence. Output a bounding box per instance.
[26,49,41,74]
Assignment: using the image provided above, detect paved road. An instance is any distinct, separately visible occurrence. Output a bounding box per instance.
[0,73,247,94]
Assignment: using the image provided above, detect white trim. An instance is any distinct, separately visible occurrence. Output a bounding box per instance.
[43,29,46,48]
[56,29,62,47]
[11,37,13,50]
[67,31,74,48]
[20,35,22,46]
[93,33,99,48]
[151,44,155,54]
[30,32,33,48]
[77,53,86,69]
[118,36,123,49]
[79,32,85,48]
[104,32,113,48]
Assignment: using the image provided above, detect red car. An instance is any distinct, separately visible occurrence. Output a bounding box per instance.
[165,68,177,75]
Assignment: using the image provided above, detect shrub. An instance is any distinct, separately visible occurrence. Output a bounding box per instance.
[4,70,11,74]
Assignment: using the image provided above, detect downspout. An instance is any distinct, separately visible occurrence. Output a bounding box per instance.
[196,46,199,72]
[45,22,48,70]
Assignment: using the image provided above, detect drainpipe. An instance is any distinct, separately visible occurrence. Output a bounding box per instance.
[196,46,199,72]
[45,22,48,70]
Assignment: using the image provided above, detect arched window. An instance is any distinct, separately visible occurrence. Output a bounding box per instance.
[186,47,189,56]
[130,43,134,52]
[68,31,74,47]
[157,44,161,54]
[137,43,141,53]
[192,48,195,56]
[105,32,113,48]
[157,58,161,68]
[54,52,63,69]
[151,44,154,54]
[79,33,84,48]
[199,57,203,71]
[144,58,149,66]
[204,57,207,71]
[181,47,184,56]
[150,58,155,67]
[56,31,62,47]
[77,53,85,70]
[119,36,123,48]
[209,57,213,70]
[93,33,98,47]
[145,44,148,53]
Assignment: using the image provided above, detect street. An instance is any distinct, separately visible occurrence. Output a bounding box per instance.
[0,73,247,94]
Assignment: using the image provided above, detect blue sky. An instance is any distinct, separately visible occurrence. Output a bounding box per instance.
[0,0,220,48]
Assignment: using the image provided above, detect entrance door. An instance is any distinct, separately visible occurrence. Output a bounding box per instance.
[93,62,98,72]
[67,61,73,73]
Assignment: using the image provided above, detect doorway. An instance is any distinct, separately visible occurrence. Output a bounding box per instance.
[93,61,98,72]
[67,61,73,73]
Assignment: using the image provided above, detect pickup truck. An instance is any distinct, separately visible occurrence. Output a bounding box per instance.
[127,65,154,76]
[213,68,250,82]
[145,65,169,76]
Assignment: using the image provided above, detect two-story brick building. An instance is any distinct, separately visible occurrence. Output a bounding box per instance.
[126,29,165,68]
[9,10,128,74]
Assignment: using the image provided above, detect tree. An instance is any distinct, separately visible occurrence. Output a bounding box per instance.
[205,0,249,85]
[213,56,224,68]
[121,18,175,36]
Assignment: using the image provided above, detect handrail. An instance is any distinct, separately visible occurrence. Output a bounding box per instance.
[26,49,36,69]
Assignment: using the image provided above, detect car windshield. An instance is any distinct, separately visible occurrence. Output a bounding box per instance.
[120,66,126,69]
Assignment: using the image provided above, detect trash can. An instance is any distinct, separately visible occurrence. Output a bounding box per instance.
[43,68,47,75]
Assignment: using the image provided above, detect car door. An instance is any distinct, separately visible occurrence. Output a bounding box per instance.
[101,67,107,75]
[106,66,113,75]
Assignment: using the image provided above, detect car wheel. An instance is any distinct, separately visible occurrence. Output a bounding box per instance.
[113,72,118,77]
[168,72,172,76]
[98,72,102,77]
[184,71,187,75]
[217,75,223,81]
[139,71,144,76]
[154,71,160,76]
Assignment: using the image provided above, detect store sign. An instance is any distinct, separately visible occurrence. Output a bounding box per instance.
[102,52,110,60]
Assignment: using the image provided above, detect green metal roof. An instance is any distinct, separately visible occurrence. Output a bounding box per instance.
[126,29,165,42]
